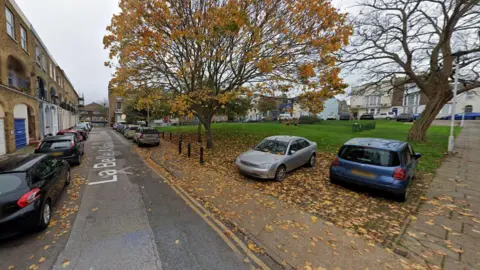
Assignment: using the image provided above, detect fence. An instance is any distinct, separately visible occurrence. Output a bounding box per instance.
[352,121,376,133]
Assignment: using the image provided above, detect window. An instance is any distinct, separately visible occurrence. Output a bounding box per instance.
[338,146,400,167]
[366,95,381,107]
[298,139,310,149]
[402,148,412,165]
[6,7,14,39]
[289,141,301,153]
[465,105,473,113]
[254,140,288,155]
[53,67,56,81]
[49,63,53,77]
[466,91,474,100]
[35,45,41,64]
[20,26,27,50]
[440,104,451,114]
[116,102,122,110]
[41,56,47,71]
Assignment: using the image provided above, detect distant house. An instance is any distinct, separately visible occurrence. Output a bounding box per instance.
[82,102,108,127]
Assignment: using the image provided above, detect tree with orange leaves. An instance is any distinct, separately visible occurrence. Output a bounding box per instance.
[104,0,352,149]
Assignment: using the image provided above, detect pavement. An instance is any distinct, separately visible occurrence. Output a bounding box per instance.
[397,121,480,269]
[145,136,410,269]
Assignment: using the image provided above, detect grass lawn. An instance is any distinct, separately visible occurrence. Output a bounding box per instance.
[151,120,461,245]
[158,120,460,173]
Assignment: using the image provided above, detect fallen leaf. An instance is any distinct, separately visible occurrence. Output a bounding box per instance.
[265,224,274,232]
[28,265,38,270]
[175,240,180,244]
[28,255,34,260]
[310,216,318,223]
[148,208,152,212]
[38,257,46,263]
[91,208,98,212]
[292,233,299,239]
[61,260,70,268]
[425,220,435,226]
[8,266,15,270]
[473,218,480,224]
[43,245,50,250]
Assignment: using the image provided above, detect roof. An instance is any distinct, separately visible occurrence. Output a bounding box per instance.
[265,135,303,142]
[0,154,45,172]
[344,138,406,151]
[43,135,74,141]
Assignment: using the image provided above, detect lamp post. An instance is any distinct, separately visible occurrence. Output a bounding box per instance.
[448,56,460,153]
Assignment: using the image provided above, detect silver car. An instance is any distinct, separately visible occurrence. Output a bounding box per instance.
[235,136,317,181]
[133,127,160,146]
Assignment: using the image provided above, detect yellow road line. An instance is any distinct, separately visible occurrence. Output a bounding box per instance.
[141,153,270,270]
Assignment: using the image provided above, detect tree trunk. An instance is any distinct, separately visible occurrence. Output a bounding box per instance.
[407,91,452,141]
[197,123,202,143]
[204,120,213,149]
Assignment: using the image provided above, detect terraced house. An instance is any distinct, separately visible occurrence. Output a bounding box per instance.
[0,0,80,155]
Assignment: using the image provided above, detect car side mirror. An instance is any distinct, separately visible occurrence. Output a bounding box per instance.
[289,150,296,155]
[414,153,422,159]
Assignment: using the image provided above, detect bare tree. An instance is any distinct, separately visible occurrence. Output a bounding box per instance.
[342,0,480,140]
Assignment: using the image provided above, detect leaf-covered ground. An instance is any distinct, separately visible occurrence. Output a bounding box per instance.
[154,122,456,245]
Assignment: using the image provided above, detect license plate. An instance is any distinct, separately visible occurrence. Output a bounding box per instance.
[351,169,375,178]
[52,152,63,157]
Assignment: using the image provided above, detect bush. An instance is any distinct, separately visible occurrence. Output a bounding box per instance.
[299,115,320,124]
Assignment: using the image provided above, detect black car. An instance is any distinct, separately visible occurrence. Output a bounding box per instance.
[0,154,70,239]
[360,113,374,120]
[397,113,414,122]
[339,112,352,120]
[34,135,84,165]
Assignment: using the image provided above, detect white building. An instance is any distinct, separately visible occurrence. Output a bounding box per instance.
[437,88,480,118]
[350,81,394,117]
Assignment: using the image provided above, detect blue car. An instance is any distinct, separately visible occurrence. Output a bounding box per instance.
[329,138,421,201]
[441,112,480,120]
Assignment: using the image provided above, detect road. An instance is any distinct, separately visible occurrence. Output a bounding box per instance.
[0,128,259,270]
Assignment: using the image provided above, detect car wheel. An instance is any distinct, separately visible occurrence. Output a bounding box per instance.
[275,165,287,182]
[65,166,71,186]
[395,188,408,202]
[38,200,51,230]
[307,154,316,167]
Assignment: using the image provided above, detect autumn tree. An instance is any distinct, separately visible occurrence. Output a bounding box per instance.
[217,96,252,120]
[342,0,480,141]
[297,92,327,115]
[104,0,352,148]
[257,97,278,115]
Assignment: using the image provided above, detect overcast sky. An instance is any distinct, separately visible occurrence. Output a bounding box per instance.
[15,0,357,104]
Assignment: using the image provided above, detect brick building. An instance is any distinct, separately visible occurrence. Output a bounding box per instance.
[0,0,79,154]
[81,102,108,127]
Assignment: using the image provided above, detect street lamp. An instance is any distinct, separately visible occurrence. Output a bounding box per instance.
[448,56,460,153]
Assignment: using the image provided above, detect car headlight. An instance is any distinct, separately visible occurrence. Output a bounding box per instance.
[259,163,273,169]
[236,156,241,162]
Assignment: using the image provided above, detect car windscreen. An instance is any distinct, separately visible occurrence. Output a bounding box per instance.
[129,127,138,130]
[40,140,71,149]
[143,129,158,134]
[338,146,400,167]
[254,140,288,155]
[0,173,27,195]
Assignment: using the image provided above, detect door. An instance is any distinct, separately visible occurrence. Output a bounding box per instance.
[297,139,312,164]
[0,119,5,155]
[33,157,58,201]
[14,119,27,149]
[285,140,303,170]
[404,144,417,179]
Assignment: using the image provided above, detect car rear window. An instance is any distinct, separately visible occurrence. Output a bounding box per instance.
[0,173,26,195]
[129,127,138,130]
[40,140,71,149]
[338,146,400,167]
[143,129,158,134]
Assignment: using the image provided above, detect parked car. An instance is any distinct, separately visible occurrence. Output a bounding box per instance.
[339,112,352,120]
[412,113,422,120]
[79,122,92,131]
[134,127,160,146]
[118,124,129,133]
[360,114,374,120]
[235,136,317,181]
[124,125,139,139]
[329,138,421,201]
[57,129,84,141]
[34,135,84,165]
[397,113,414,122]
[375,112,397,120]
[278,114,293,121]
[0,154,70,239]
[441,112,480,120]
[326,115,337,120]
[70,126,88,140]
